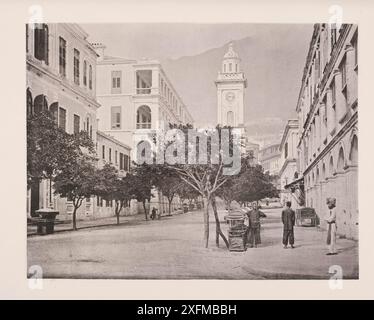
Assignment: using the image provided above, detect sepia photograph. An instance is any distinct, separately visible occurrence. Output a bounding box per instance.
[25,21,359,280]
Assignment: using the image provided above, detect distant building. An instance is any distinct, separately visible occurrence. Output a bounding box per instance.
[215,42,247,128]
[295,24,358,239]
[279,119,299,207]
[258,143,281,192]
[245,141,260,164]
[259,143,281,176]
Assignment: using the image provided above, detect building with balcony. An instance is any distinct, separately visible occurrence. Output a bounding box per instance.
[93,43,194,215]
[296,24,358,239]
[279,119,300,207]
[93,43,194,156]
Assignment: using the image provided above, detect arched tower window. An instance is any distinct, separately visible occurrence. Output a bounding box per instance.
[337,147,345,172]
[349,135,358,165]
[136,105,152,129]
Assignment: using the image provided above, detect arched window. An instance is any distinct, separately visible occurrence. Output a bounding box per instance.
[329,156,334,176]
[34,94,48,114]
[322,163,326,180]
[136,105,152,129]
[27,88,33,116]
[83,61,87,86]
[223,64,226,73]
[49,102,58,124]
[349,135,358,165]
[337,147,345,172]
[89,65,93,90]
[227,111,234,126]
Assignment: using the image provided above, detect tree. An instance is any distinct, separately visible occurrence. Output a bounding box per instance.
[27,110,95,205]
[95,164,133,225]
[53,158,97,230]
[176,182,200,207]
[234,165,279,205]
[169,125,239,248]
[127,166,154,220]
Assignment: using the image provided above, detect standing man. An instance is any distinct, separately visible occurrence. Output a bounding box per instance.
[282,201,295,249]
[246,202,263,248]
[325,198,337,255]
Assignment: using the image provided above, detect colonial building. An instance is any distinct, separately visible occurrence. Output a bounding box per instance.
[93,43,194,154]
[26,23,100,218]
[215,42,247,128]
[94,131,133,218]
[258,143,281,176]
[26,23,133,220]
[93,44,194,215]
[279,119,299,207]
[296,24,358,240]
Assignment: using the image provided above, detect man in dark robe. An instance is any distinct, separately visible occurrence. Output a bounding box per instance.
[282,201,295,249]
[246,202,263,248]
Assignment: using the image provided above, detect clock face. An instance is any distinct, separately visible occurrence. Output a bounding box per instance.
[225,92,235,102]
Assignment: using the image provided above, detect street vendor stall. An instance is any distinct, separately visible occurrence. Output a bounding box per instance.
[225,210,247,251]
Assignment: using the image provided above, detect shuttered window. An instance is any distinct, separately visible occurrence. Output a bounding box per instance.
[73,114,80,134]
[59,37,66,77]
[74,49,80,85]
[59,107,66,131]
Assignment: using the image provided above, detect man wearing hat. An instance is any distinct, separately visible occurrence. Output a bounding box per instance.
[325,197,338,255]
[245,202,263,248]
[282,201,296,249]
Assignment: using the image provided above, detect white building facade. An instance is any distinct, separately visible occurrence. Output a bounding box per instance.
[215,43,247,127]
[93,44,194,215]
[296,24,358,240]
[26,23,100,218]
[93,44,194,154]
[279,119,299,207]
[27,23,134,221]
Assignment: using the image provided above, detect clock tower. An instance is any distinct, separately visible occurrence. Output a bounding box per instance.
[215,42,247,127]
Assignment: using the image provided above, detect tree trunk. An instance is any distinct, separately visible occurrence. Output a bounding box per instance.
[168,200,172,216]
[203,196,209,248]
[72,207,77,231]
[211,196,229,249]
[143,201,148,220]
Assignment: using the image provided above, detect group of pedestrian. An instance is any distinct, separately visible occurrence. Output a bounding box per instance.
[244,197,339,255]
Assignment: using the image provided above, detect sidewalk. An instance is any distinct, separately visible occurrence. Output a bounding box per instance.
[27,210,183,236]
[220,208,359,279]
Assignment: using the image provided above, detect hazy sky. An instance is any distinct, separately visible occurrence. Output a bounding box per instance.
[82,23,311,61]
[81,23,312,129]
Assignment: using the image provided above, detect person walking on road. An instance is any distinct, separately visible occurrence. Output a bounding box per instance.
[325,197,338,255]
[282,201,295,249]
[246,202,263,248]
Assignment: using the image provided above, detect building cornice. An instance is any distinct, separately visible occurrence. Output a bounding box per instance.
[97,130,132,151]
[302,110,357,176]
[27,58,100,109]
[279,158,297,177]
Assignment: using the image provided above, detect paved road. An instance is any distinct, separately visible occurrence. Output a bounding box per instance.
[27,207,358,279]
